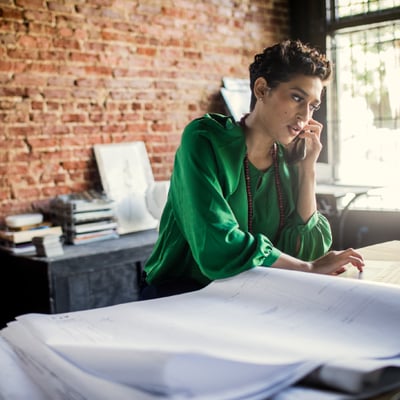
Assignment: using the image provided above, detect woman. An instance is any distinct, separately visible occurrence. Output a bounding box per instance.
[141,39,364,299]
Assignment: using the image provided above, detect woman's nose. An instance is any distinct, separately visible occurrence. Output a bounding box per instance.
[297,106,310,122]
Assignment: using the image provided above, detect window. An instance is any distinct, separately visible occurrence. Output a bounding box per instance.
[326,1,400,187]
[332,0,398,17]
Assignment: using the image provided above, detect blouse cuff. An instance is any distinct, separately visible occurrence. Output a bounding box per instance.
[258,237,282,266]
[293,210,321,232]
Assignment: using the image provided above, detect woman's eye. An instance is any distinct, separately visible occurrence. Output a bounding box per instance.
[292,94,302,103]
[292,94,320,112]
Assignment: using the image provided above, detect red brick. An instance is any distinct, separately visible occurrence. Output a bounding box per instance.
[136,47,157,57]
[84,65,112,76]
[61,113,86,123]
[39,50,68,62]
[12,186,41,199]
[70,52,99,63]
[15,0,44,9]
[7,48,38,60]
[0,60,24,73]
[13,73,47,86]
[0,7,24,20]
[47,2,75,14]
[53,38,81,50]
[43,89,71,99]
[42,125,70,135]
[72,125,98,135]
[30,112,58,123]
[16,35,37,48]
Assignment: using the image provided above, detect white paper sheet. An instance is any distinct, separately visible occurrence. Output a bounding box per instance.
[0,336,49,400]
[2,267,400,399]
[341,259,400,286]
[2,323,158,400]
[18,268,400,360]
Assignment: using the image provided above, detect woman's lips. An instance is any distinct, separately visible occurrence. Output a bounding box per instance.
[288,125,302,137]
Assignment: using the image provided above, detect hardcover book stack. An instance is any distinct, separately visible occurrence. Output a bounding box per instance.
[0,213,63,255]
[50,191,118,245]
[32,234,64,257]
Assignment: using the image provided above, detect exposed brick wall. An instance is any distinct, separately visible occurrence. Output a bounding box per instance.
[0,0,289,220]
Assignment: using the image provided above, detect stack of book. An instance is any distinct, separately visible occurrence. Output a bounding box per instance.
[32,234,64,257]
[50,191,119,245]
[0,219,63,255]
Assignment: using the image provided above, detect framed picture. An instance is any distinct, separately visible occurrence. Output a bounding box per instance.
[94,142,159,234]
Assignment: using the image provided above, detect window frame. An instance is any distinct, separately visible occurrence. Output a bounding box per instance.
[289,0,400,172]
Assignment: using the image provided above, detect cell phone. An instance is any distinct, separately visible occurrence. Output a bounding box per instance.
[284,135,306,164]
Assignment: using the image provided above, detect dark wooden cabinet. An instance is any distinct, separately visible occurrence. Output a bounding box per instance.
[1,229,158,328]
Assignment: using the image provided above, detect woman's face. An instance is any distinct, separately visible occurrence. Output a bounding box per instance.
[258,74,324,145]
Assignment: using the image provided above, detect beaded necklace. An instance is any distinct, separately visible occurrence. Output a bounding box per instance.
[239,115,285,243]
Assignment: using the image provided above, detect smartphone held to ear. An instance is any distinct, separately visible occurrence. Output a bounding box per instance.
[284,135,306,164]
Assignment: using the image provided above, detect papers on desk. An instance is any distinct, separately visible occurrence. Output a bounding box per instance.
[341,259,400,286]
[0,336,50,400]
[2,267,400,399]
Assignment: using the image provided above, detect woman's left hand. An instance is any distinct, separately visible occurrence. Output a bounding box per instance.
[310,247,365,275]
[298,118,323,165]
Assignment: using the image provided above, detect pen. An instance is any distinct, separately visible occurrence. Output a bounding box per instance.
[358,271,363,280]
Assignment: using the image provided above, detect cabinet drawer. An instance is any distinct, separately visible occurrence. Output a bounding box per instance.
[52,260,142,313]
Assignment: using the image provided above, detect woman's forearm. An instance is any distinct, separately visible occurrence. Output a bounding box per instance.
[296,164,317,222]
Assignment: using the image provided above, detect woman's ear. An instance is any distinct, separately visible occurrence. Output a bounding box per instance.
[254,77,269,100]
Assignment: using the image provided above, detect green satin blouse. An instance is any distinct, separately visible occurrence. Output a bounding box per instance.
[144,113,332,287]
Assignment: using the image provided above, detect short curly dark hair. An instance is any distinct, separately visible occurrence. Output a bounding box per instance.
[249,39,332,110]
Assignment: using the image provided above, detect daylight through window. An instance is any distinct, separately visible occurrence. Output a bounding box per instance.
[326,1,400,188]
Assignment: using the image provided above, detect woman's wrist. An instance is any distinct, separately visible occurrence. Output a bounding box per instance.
[301,261,313,272]
[298,162,317,183]
[271,253,312,272]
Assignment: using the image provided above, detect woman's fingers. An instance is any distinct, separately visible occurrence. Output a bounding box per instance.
[347,255,365,271]
[312,248,365,274]
[335,249,365,272]
[302,118,322,138]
